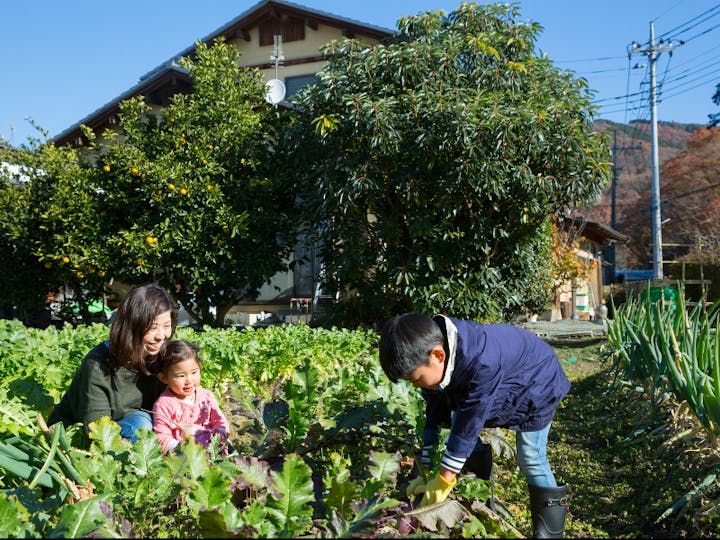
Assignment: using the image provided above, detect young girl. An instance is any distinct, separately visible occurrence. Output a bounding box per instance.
[48,283,176,443]
[152,340,230,454]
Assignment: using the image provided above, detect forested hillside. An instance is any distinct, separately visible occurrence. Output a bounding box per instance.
[578,120,719,267]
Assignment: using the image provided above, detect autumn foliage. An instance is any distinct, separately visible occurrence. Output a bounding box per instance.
[579,122,719,269]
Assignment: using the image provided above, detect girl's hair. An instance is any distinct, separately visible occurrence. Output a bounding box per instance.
[378,313,444,383]
[108,283,178,374]
[157,340,200,375]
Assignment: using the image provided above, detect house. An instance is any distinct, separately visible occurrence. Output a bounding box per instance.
[54,0,392,149]
[52,0,394,324]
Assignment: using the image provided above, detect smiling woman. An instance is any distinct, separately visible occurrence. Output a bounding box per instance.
[46,283,177,443]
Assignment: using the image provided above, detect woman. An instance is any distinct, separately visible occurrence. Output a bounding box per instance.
[48,283,177,443]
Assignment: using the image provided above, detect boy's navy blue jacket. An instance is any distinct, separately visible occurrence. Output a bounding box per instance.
[422,316,570,460]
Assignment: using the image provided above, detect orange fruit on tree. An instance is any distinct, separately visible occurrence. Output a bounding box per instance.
[102,165,110,172]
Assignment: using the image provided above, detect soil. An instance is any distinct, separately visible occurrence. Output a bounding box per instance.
[495,336,720,538]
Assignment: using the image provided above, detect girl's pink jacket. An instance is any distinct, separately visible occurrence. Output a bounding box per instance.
[152,386,229,453]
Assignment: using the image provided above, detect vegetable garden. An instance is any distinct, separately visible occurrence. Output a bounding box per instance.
[0,321,522,538]
[2,287,720,538]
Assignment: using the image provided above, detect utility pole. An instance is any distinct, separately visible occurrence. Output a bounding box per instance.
[628,23,682,279]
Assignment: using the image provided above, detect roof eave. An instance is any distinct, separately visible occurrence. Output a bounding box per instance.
[53,64,190,147]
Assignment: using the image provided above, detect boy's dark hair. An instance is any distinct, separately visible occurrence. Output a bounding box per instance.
[157,340,201,375]
[378,313,444,383]
[109,283,178,374]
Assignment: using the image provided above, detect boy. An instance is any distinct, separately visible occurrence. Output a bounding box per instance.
[379,313,570,538]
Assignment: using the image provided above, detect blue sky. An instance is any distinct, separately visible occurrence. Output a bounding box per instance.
[2,0,718,147]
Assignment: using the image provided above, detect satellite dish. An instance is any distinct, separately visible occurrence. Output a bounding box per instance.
[265,79,286,105]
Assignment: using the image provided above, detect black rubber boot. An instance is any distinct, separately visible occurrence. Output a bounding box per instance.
[463,442,493,480]
[528,484,568,538]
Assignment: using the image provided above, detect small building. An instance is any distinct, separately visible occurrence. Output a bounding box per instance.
[552,216,630,321]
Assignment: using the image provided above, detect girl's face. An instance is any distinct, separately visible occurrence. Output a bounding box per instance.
[143,310,173,356]
[159,356,201,400]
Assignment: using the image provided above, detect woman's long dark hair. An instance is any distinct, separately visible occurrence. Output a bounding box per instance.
[108,283,177,374]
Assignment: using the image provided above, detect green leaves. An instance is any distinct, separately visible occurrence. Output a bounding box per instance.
[0,389,35,436]
[0,492,35,538]
[0,38,298,328]
[46,494,120,538]
[0,314,511,537]
[186,467,232,514]
[96,38,299,327]
[125,429,164,477]
[607,285,720,439]
[287,3,609,324]
[88,416,126,455]
[0,145,106,324]
[266,454,315,536]
[367,450,400,486]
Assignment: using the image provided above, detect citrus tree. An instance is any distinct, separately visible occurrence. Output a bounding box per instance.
[0,160,53,323]
[0,40,298,327]
[0,142,110,325]
[284,2,611,324]
[89,39,298,326]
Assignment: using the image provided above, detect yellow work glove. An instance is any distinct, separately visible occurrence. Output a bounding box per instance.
[406,469,430,498]
[419,473,456,507]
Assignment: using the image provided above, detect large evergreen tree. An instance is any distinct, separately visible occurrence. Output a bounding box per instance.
[285,2,611,324]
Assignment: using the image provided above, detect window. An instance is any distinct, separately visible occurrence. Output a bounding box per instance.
[285,74,319,99]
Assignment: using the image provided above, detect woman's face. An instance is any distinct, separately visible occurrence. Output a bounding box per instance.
[143,310,173,356]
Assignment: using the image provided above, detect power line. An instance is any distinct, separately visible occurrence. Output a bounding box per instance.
[658,4,720,41]
[570,4,720,123]
[662,181,720,204]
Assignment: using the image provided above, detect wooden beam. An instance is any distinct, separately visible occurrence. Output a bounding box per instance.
[305,17,318,31]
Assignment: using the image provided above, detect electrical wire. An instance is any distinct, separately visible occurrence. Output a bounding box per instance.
[565,3,720,124]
